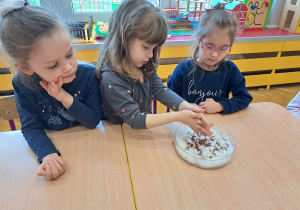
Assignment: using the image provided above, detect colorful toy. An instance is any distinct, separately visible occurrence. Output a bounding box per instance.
[95,21,109,38]
[243,0,274,30]
[278,0,300,34]
[163,0,208,36]
[210,0,248,32]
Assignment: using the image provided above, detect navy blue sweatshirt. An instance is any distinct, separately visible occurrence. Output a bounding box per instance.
[13,63,102,163]
[167,59,252,114]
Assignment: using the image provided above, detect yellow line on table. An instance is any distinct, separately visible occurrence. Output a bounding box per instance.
[121,124,137,210]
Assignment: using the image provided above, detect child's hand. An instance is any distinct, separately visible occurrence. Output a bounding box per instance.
[37,153,65,180]
[179,110,213,136]
[199,98,224,113]
[179,101,204,113]
[185,103,205,113]
[40,76,74,109]
[39,76,66,100]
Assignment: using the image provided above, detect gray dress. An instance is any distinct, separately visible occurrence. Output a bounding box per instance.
[100,68,184,129]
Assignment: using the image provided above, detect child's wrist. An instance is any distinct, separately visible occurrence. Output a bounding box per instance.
[55,89,68,101]
[178,110,186,123]
[217,102,224,112]
[178,101,189,111]
[56,91,74,109]
[42,153,60,163]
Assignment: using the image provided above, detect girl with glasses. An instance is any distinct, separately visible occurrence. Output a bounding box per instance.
[168,3,252,114]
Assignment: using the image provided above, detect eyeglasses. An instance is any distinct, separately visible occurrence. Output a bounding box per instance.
[200,41,231,55]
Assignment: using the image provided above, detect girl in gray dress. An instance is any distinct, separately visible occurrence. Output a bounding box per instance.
[96,0,213,136]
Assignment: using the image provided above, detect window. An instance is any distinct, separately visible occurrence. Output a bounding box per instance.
[28,0,41,6]
[70,0,160,13]
[71,0,121,13]
[41,0,170,22]
[71,0,160,13]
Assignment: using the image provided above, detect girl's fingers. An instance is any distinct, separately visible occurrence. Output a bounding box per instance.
[46,82,55,95]
[189,124,211,136]
[45,162,52,180]
[198,128,210,136]
[191,127,200,136]
[199,113,213,127]
[48,160,59,179]
[193,123,211,136]
[57,76,63,88]
[52,159,63,172]
[199,104,206,109]
[51,81,56,88]
[37,170,45,176]
[37,157,65,180]
[190,105,204,113]
[51,81,62,96]
[39,81,48,91]
[54,157,66,170]
[37,164,46,176]
[191,113,211,128]
[37,160,50,177]
[192,118,212,136]
[192,118,202,126]
[203,127,212,136]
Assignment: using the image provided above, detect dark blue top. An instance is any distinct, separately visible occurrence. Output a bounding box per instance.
[13,63,102,163]
[167,59,252,114]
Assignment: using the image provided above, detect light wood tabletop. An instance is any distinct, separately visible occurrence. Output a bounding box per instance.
[122,102,300,209]
[0,121,135,210]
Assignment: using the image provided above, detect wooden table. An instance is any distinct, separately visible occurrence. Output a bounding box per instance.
[0,121,135,209]
[122,102,300,209]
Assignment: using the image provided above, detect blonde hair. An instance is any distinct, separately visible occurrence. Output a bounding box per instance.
[0,1,69,89]
[96,0,167,80]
